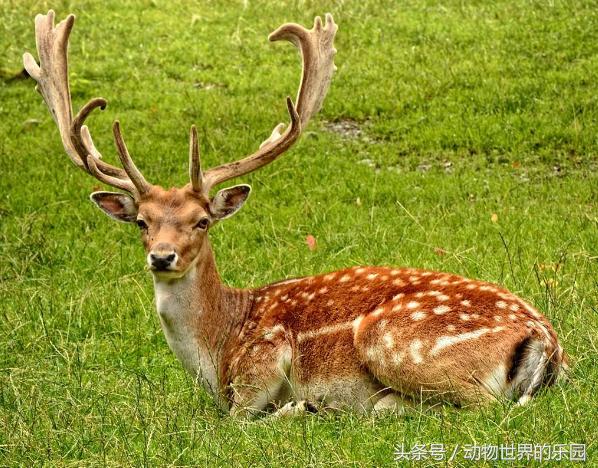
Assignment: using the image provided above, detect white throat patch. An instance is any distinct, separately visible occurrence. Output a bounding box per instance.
[153,266,220,396]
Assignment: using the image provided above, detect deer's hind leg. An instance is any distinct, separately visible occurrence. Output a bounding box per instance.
[353,308,500,407]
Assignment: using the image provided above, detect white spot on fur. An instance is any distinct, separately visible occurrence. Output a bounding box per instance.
[409,340,424,364]
[324,273,336,281]
[466,284,476,290]
[390,270,400,276]
[326,299,334,307]
[298,321,354,342]
[411,311,427,321]
[430,328,491,356]
[392,304,402,312]
[352,315,364,333]
[367,273,378,280]
[460,300,471,307]
[509,303,520,312]
[366,347,378,361]
[392,293,404,301]
[319,287,328,294]
[437,294,450,301]
[433,305,451,315]
[372,307,384,317]
[339,274,351,283]
[496,300,507,309]
[494,315,503,322]
[509,314,517,321]
[447,324,456,332]
[459,313,471,321]
[274,278,303,286]
[383,333,394,349]
[392,278,406,286]
[355,267,366,274]
[407,301,420,309]
[392,352,404,366]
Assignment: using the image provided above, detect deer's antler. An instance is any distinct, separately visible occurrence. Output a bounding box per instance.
[23,11,151,197]
[24,11,336,198]
[190,14,338,194]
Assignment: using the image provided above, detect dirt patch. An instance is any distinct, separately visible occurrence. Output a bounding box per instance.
[323,119,363,140]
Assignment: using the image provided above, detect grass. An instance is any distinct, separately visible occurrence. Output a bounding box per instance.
[1,0,597,465]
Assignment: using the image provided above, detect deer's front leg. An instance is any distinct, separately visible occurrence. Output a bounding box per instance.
[228,331,293,418]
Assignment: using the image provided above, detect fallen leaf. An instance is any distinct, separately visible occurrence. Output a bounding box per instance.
[306,235,317,251]
[491,213,498,223]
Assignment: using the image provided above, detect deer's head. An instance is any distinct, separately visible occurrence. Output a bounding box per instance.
[24,11,337,278]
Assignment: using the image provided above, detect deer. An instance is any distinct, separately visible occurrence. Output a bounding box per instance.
[23,10,567,417]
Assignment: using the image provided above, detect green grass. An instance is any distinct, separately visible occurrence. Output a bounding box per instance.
[1,0,597,465]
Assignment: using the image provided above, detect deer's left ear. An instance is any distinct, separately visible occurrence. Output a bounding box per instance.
[210,184,251,220]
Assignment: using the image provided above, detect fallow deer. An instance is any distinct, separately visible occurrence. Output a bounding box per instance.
[24,11,566,417]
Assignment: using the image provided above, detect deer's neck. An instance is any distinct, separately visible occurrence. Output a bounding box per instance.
[152,240,251,400]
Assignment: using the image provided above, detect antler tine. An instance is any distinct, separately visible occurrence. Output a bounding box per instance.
[113,121,151,195]
[189,125,203,192]
[23,10,148,196]
[198,13,337,194]
[72,98,127,177]
[86,154,136,193]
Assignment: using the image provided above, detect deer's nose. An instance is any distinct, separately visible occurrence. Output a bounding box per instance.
[148,247,177,271]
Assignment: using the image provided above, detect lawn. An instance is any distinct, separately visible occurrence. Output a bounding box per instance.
[1,0,597,465]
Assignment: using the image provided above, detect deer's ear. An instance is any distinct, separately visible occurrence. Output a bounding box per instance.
[90,192,138,223]
[209,184,251,220]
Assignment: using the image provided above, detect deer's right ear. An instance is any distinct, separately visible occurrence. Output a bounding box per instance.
[90,192,138,223]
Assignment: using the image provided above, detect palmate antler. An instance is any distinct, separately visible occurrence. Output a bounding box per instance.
[24,11,337,198]
[23,11,150,197]
[193,14,338,195]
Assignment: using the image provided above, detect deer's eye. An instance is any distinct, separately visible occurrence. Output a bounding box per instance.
[194,218,209,230]
[136,219,148,230]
